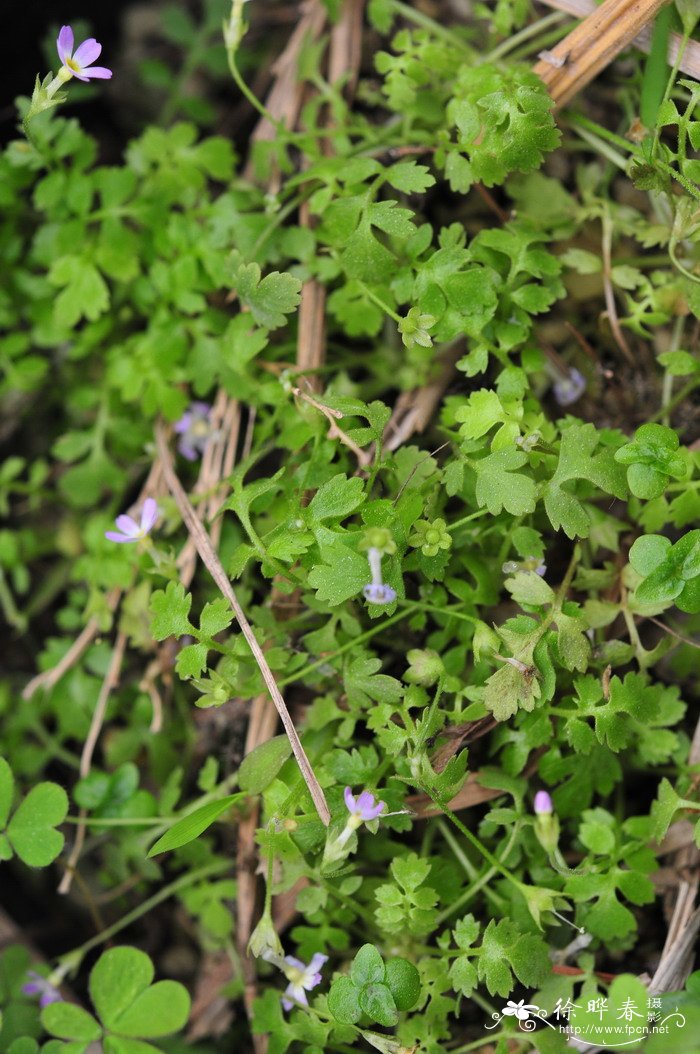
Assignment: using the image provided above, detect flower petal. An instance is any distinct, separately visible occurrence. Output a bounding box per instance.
[72,38,101,68]
[140,498,159,534]
[307,953,328,975]
[174,413,192,434]
[178,440,198,461]
[83,66,112,80]
[344,786,356,813]
[114,514,141,537]
[105,531,137,543]
[57,25,74,63]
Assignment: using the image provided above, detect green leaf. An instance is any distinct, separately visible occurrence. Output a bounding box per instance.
[150,582,194,640]
[238,736,293,794]
[307,534,372,607]
[0,757,14,829]
[350,945,385,988]
[505,571,555,607]
[544,423,627,539]
[147,794,242,856]
[308,474,365,522]
[385,161,436,193]
[89,947,190,1038]
[631,530,700,611]
[384,958,420,1010]
[109,981,191,1038]
[615,424,686,499]
[175,643,209,680]
[198,598,234,639]
[49,255,110,328]
[651,778,683,841]
[232,260,302,330]
[474,449,536,516]
[41,1004,101,1042]
[358,983,398,1027]
[90,948,154,1030]
[7,782,68,867]
[327,977,362,1024]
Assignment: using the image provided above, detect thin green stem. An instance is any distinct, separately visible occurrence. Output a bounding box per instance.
[277,608,412,689]
[388,0,473,55]
[487,11,567,62]
[358,281,402,325]
[58,860,229,970]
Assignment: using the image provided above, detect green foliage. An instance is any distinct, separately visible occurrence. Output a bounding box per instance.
[615,423,687,498]
[0,759,67,867]
[41,947,190,1052]
[327,944,420,1026]
[630,530,700,612]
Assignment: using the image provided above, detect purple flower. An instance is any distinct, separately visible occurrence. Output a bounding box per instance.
[363,583,397,605]
[553,368,586,407]
[345,786,386,823]
[22,971,62,1009]
[57,26,112,82]
[534,790,553,815]
[281,953,328,1011]
[105,497,159,543]
[174,402,213,461]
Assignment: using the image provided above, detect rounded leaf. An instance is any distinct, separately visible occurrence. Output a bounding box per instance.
[89,947,154,1029]
[41,1003,101,1042]
[327,976,362,1024]
[385,958,421,1011]
[358,982,398,1027]
[7,782,68,867]
[629,535,671,577]
[350,945,385,988]
[626,463,666,500]
[0,757,14,829]
[111,980,191,1038]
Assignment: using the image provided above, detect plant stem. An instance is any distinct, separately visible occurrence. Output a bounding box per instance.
[58,860,230,970]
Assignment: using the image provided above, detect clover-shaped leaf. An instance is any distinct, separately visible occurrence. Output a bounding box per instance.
[327,944,419,1027]
[614,423,687,499]
[89,947,190,1038]
[0,759,68,868]
[629,530,700,612]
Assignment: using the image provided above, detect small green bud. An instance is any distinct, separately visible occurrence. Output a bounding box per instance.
[360,527,396,556]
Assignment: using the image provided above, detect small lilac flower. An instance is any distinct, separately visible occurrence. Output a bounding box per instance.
[345,786,386,824]
[553,368,586,407]
[22,971,62,1009]
[281,953,328,1011]
[325,787,389,864]
[534,790,553,815]
[174,401,213,461]
[56,26,112,82]
[105,497,159,543]
[362,547,397,606]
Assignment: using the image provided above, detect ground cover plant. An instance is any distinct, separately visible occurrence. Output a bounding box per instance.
[2,0,700,1051]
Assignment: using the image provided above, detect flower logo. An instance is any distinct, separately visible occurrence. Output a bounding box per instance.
[502,999,540,1022]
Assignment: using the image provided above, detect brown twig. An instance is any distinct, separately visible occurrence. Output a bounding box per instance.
[155,422,330,826]
[292,386,373,467]
[532,0,670,111]
[534,0,700,81]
